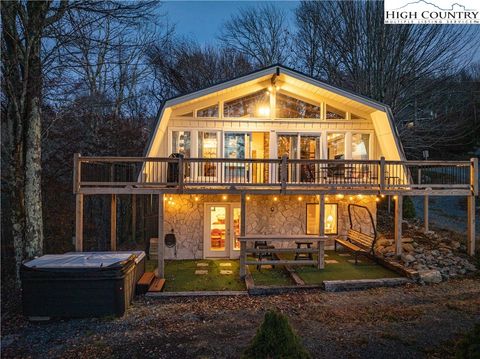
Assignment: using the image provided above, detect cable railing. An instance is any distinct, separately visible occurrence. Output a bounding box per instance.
[74,154,477,195]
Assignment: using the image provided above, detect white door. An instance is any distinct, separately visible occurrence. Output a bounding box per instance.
[204,203,241,258]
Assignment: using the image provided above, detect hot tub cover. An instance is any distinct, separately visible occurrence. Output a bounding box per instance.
[25,253,135,269]
[65,251,146,264]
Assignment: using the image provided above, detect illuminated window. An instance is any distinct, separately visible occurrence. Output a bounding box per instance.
[306,203,338,235]
[197,104,218,117]
[351,133,370,160]
[276,93,320,118]
[224,90,270,117]
[326,105,346,119]
[327,133,345,160]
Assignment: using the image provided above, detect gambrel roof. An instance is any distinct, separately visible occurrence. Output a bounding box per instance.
[145,64,406,161]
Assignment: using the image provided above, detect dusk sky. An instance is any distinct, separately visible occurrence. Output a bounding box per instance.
[162,1,299,44]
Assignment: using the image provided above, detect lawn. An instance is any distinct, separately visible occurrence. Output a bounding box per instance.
[248,258,294,286]
[293,250,400,284]
[146,259,246,292]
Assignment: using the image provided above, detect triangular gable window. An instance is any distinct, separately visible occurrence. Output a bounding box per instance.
[326,105,346,120]
[224,90,270,118]
[197,104,218,117]
[276,93,320,119]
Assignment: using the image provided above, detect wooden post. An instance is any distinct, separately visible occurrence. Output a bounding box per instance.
[424,195,429,233]
[157,193,165,278]
[467,195,476,256]
[239,192,247,278]
[318,195,325,236]
[110,194,117,250]
[75,193,84,251]
[317,240,325,269]
[379,156,385,191]
[131,194,136,243]
[394,195,403,257]
[281,154,288,194]
[73,153,81,193]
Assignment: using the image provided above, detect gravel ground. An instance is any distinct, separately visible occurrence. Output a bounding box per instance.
[2,278,480,359]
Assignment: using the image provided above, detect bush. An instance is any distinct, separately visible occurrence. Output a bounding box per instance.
[242,310,311,359]
[456,324,480,359]
[403,196,416,219]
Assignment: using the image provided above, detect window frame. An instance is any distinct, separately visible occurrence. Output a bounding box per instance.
[306,202,339,236]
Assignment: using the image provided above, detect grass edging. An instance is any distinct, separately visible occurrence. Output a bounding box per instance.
[323,277,412,292]
[145,290,249,298]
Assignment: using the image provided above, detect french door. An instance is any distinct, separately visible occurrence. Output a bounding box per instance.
[204,203,241,258]
[277,134,321,182]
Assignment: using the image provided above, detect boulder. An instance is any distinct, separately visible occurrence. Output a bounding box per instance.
[401,253,416,264]
[402,243,415,252]
[418,269,442,284]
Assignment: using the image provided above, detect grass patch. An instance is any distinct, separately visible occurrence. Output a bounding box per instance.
[147,259,246,292]
[243,310,311,359]
[248,257,293,286]
[292,251,400,284]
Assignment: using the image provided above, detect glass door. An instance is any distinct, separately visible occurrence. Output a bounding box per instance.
[224,133,249,183]
[300,135,321,182]
[205,205,228,257]
[277,134,298,182]
[204,203,241,258]
[198,131,219,180]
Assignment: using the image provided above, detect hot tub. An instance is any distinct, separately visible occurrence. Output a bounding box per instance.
[21,251,145,319]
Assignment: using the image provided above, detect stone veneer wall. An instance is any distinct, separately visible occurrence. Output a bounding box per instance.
[163,194,377,259]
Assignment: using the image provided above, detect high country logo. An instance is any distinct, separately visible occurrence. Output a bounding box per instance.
[384,0,480,24]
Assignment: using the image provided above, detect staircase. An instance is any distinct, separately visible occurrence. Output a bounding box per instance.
[136,271,165,294]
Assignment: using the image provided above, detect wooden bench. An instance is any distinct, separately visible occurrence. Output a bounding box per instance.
[334,229,376,264]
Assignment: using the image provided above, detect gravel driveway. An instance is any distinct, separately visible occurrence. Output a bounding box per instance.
[2,278,479,358]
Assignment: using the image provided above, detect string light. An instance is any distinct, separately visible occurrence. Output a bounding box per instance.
[336,194,344,199]
[349,196,354,201]
[375,197,380,202]
[246,196,251,201]
[273,196,278,201]
[298,196,303,201]
[357,194,363,199]
[381,194,385,198]
[222,195,227,200]
[194,196,199,202]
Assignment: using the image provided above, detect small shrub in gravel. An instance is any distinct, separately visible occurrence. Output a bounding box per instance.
[242,310,311,359]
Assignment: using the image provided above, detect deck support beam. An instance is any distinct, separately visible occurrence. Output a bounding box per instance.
[423,195,429,233]
[157,193,165,278]
[75,193,84,251]
[467,195,475,256]
[132,194,137,243]
[110,194,117,250]
[318,194,325,236]
[394,195,403,257]
[240,192,247,278]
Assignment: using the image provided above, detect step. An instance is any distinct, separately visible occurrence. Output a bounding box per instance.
[148,278,166,293]
[136,272,155,294]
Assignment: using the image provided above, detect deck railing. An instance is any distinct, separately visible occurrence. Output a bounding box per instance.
[74,154,478,195]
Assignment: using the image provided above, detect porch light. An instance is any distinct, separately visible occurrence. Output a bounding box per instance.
[357,194,363,199]
[273,196,278,201]
[349,196,354,201]
[298,196,303,201]
[257,105,270,117]
[375,197,380,202]
[393,195,398,200]
[381,194,385,198]
[246,196,251,200]
[194,196,199,202]
[222,195,227,200]
[336,194,344,199]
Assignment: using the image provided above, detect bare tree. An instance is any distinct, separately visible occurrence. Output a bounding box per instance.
[148,38,253,98]
[219,3,291,67]
[1,0,158,282]
[294,0,480,156]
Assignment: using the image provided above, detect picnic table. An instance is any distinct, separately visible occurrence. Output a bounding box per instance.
[238,234,327,277]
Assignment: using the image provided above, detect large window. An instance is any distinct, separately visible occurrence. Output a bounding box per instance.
[306,203,338,235]
[276,93,320,118]
[198,131,218,177]
[351,133,370,160]
[224,90,270,118]
[327,133,345,160]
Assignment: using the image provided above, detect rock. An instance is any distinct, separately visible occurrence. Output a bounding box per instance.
[464,262,476,272]
[402,243,414,252]
[414,247,424,254]
[401,254,416,263]
[383,245,395,254]
[418,269,442,284]
[376,238,392,247]
[450,241,460,249]
[402,237,414,243]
